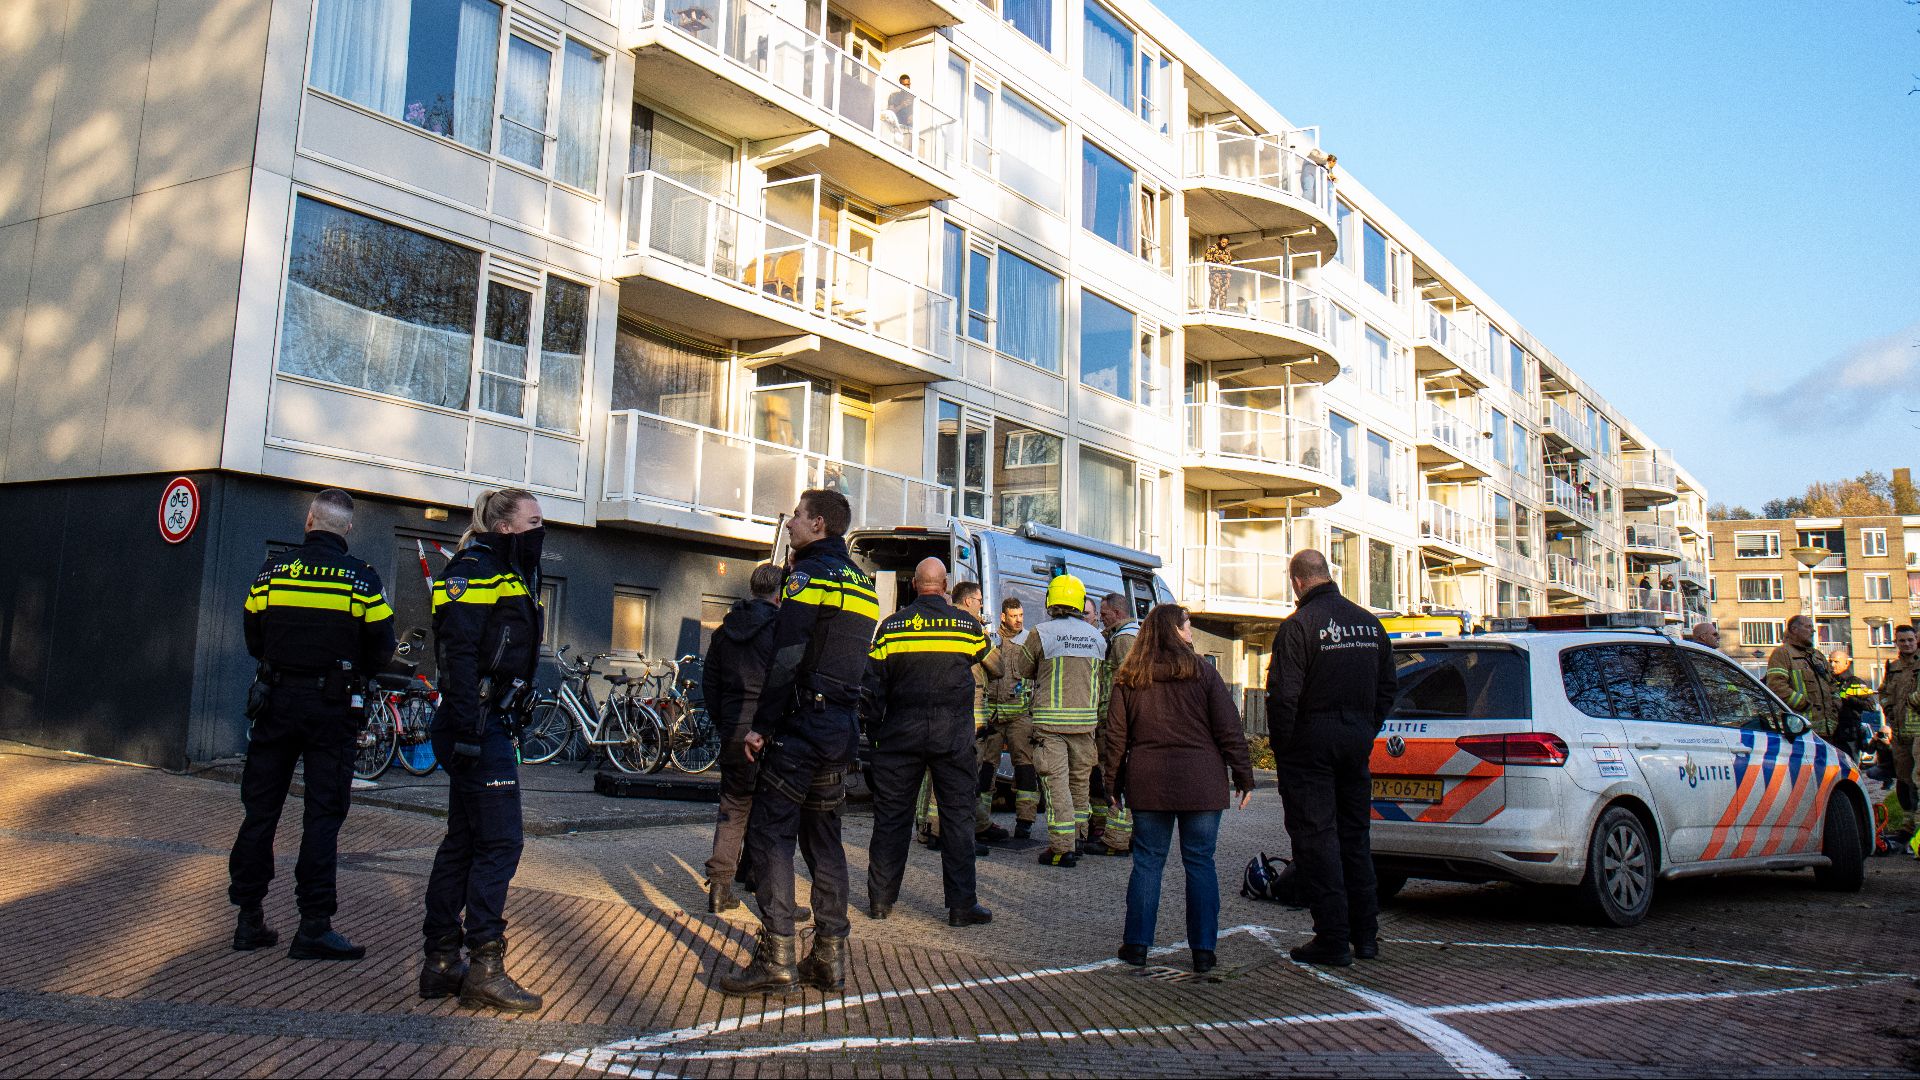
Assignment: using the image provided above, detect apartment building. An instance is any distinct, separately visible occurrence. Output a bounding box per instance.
[1707,516,1920,682]
[0,0,1699,766]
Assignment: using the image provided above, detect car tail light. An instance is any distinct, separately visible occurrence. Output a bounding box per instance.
[1456,733,1568,766]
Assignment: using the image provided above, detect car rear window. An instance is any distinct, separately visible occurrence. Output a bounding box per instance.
[1389,645,1532,720]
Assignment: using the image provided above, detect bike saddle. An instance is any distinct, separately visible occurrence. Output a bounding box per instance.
[606,673,636,686]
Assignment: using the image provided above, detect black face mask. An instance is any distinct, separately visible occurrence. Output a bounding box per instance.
[494,526,545,581]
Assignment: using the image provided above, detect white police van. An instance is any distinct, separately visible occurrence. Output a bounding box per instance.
[1370,613,1873,926]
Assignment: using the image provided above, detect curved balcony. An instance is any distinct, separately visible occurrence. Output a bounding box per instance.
[1419,500,1494,568]
[1624,521,1682,562]
[1415,400,1490,479]
[1415,305,1496,389]
[1184,126,1337,258]
[1546,553,1600,601]
[1620,457,1680,507]
[1182,545,1300,621]
[1183,403,1341,507]
[1184,264,1341,383]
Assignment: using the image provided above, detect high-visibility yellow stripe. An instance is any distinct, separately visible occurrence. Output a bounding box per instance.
[871,638,985,659]
[788,586,879,620]
[362,600,394,623]
[244,594,267,613]
[260,590,354,613]
[267,577,354,593]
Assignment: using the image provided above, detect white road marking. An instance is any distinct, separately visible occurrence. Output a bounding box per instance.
[1384,938,1912,979]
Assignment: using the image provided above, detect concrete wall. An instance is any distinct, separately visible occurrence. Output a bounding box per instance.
[0,0,270,485]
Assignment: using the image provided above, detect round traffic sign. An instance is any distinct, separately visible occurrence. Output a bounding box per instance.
[159,477,200,544]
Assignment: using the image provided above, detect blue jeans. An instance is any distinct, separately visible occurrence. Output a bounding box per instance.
[1124,809,1223,951]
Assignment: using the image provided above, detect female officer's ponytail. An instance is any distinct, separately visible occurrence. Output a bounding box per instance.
[458,488,535,549]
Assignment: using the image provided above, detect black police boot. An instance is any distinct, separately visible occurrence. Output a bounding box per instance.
[1289,935,1354,967]
[798,934,847,992]
[708,880,741,915]
[867,896,893,920]
[1117,943,1149,967]
[1037,849,1079,867]
[977,822,1011,842]
[1191,949,1217,974]
[1352,937,1380,961]
[288,917,366,961]
[232,905,277,952]
[948,903,993,927]
[1013,819,1034,840]
[459,939,543,1012]
[419,935,467,1000]
[716,931,800,996]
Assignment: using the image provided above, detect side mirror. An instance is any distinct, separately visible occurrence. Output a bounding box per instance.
[1780,713,1811,738]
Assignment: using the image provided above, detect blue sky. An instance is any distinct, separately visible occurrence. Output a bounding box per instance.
[1154,0,1919,508]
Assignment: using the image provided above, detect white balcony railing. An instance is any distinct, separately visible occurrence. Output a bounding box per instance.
[623,171,955,366]
[1186,263,1335,349]
[1624,521,1681,556]
[1813,596,1849,615]
[1627,587,1684,616]
[1418,305,1494,381]
[1184,545,1298,610]
[1677,557,1709,585]
[1543,399,1597,456]
[1185,403,1331,478]
[1621,457,1678,494]
[604,409,949,530]
[1547,553,1600,597]
[1546,475,1601,528]
[1418,400,1486,466]
[1185,125,1333,217]
[1420,500,1493,559]
[634,0,956,174]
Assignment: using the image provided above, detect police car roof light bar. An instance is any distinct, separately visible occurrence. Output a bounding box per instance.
[1484,612,1666,634]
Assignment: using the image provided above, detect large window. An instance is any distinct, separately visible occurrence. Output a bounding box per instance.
[1863,528,1889,557]
[995,423,1062,528]
[938,400,989,520]
[611,319,724,427]
[1079,291,1135,401]
[555,40,606,190]
[942,221,967,338]
[1490,407,1510,464]
[999,90,1065,212]
[310,0,501,151]
[996,250,1062,370]
[537,278,588,433]
[500,36,553,169]
[1509,341,1527,395]
[1366,431,1392,502]
[1740,619,1784,647]
[480,281,533,417]
[1081,140,1136,251]
[1329,413,1357,487]
[1488,325,1507,382]
[1363,326,1393,398]
[1082,0,1133,105]
[1079,446,1135,545]
[1368,539,1395,611]
[1362,220,1388,295]
[280,197,481,409]
[1003,0,1053,50]
[1737,576,1783,602]
[1733,531,1780,559]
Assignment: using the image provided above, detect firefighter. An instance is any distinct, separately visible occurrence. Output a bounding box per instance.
[972,595,1036,840]
[718,489,876,996]
[420,487,546,1012]
[229,488,395,959]
[1764,614,1839,741]
[1007,574,1107,867]
[1877,624,1920,799]
[953,582,1013,844]
[862,559,995,927]
[1085,592,1139,856]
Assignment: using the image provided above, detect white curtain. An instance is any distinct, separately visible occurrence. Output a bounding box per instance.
[453,0,500,150]
[997,90,1062,212]
[537,279,589,434]
[501,36,552,168]
[282,282,474,409]
[995,251,1061,372]
[1081,0,1132,106]
[555,41,605,190]
[1077,447,1134,546]
[310,0,408,115]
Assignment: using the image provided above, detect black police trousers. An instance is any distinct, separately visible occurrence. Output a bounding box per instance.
[705,733,757,887]
[1276,718,1379,944]
[744,733,850,939]
[868,741,977,911]
[423,714,524,949]
[228,686,356,917]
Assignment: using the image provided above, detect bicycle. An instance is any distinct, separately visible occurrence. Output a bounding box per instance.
[639,654,720,775]
[353,629,440,780]
[517,645,660,773]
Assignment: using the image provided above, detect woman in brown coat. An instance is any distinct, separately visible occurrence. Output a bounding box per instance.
[1104,605,1254,973]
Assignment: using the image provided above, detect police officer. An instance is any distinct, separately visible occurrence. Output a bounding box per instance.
[1765,614,1839,742]
[718,489,876,996]
[229,489,395,959]
[1086,592,1140,856]
[420,488,544,1012]
[864,559,996,927]
[700,562,784,914]
[1266,549,1397,967]
[1007,574,1107,867]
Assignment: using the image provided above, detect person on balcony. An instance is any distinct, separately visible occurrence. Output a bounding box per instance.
[885,74,916,148]
[1204,236,1234,310]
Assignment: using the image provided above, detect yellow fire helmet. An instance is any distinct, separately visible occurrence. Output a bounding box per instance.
[1045,573,1087,613]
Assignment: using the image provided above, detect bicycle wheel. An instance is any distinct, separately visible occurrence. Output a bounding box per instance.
[669,706,721,775]
[518,698,573,764]
[603,704,665,774]
[394,696,439,775]
[353,700,398,781]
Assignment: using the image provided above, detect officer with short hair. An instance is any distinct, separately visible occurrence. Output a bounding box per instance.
[229,488,395,960]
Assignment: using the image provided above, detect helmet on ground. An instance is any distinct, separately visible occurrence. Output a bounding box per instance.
[1240,852,1302,905]
[1045,574,1087,613]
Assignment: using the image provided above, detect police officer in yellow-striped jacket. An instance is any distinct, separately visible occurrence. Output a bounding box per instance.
[229,489,394,961]
[861,558,995,928]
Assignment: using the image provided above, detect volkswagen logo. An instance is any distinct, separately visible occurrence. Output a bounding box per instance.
[1386,735,1406,757]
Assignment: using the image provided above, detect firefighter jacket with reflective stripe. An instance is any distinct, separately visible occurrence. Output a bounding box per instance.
[1765,641,1838,736]
[432,533,542,736]
[1008,615,1108,730]
[243,530,396,677]
[750,535,878,756]
[983,622,1030,721]
[1880,653,1920,738]
[863,592,991,753]
[1101,620,1139,716]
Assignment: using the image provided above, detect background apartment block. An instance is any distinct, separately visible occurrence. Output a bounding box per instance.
[0,0,1699,766]
[1707,516,1920,683]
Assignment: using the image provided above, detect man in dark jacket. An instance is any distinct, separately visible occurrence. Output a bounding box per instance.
[864,558,995,928]
[700,562,783,914]
[718,490,877,996]
[1265,549,1398,967]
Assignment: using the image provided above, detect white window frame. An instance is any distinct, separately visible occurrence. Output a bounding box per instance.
[1865,573,1892,601]
[1862,528,1888,557]
[1733,531,1780,559]
[1739,619,1784,648]
[1871,621,1895,647]
[1736,574,1784,603]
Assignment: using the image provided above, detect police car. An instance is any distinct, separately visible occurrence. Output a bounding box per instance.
[1370,613,1873,927]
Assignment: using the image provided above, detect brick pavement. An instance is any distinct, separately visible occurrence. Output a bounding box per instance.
[1,745,1917,1077]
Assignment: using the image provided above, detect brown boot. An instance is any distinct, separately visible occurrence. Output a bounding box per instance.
[797,934,847,992]
[716,931,799,996]
[458,939,542,1012]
